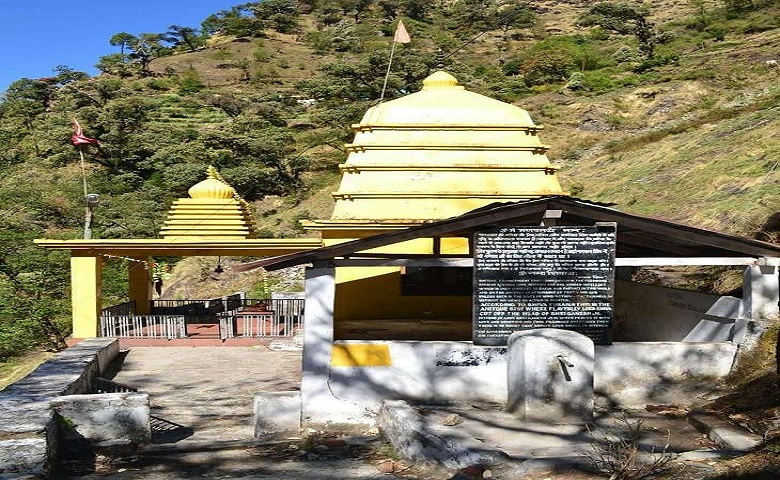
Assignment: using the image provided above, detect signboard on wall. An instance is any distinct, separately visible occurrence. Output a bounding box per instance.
[473,225,617,346]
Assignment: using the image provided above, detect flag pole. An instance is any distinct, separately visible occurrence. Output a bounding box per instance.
[379,40,398,102]
[71,118,100,239]
[77,146,95,239]
[77,146,88,198]
[380,19,410,102]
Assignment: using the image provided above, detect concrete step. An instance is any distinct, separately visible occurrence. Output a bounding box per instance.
[687,412,763,451]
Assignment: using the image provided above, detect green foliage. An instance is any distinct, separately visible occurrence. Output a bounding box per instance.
[504,35,613,86]
[578,2,658,59]
[249,0,301,34]
[632,53,680,73]
[176,69,206,95]
[201,6,267,37]
[0,219,70,359]
[166,25,205,52]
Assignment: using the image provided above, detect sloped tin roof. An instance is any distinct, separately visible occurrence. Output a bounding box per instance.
[236,196,779,272]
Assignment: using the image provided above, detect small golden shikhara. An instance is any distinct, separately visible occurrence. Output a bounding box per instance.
[159,165,256,240]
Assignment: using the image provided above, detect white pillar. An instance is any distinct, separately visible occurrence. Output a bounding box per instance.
[743,259,779,320]
[506,329,594,424]
[300,265,372,426]
[734,258,779,357]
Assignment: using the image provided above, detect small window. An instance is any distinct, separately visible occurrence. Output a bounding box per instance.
[400,267,473,296]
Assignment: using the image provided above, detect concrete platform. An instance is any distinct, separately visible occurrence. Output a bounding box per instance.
[60,347,764,480]
[107,346,302,445]
[417,403,710,460]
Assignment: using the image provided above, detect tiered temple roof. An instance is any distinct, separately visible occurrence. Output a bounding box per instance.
[159,166,256,240]
[309,70,563,231]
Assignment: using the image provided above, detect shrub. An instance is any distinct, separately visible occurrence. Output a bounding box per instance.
[176,70,205,95]
[520,52,576,86]
[633,53,680,73]
[612,45,640,63]
[565,71,585,90]
[588,414,676,480]
[504,35,614,86]
[589,71,619,92]
[487,77,530,102]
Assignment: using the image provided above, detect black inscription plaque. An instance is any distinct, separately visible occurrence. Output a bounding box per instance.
[473,225,617,346]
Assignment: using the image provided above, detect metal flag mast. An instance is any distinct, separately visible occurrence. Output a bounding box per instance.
[380,19,411,102]
[71,118,100,239]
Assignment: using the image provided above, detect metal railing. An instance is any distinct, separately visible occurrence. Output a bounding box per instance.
[93,377,139,394]
[100,315,186,339]
[218,298,305,338]
[151,299,226,320]
[101,297,304,339]
[101,301,136,317]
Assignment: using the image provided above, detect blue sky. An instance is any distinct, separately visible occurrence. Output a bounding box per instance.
[0,1,242,94]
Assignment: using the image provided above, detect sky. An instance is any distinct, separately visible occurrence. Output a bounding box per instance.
[0,1,242,95]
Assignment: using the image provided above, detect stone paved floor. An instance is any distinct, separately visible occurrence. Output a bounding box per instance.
[64,345,727,480]
[69,346,417,478]
[109,346,302,444]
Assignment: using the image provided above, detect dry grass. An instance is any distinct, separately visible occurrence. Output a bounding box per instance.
[0,351,54,390]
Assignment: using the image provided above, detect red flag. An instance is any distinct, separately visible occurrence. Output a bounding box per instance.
[394,20,411,44]
[71,118,99,146]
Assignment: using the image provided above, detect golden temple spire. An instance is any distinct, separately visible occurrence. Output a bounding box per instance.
[160,166,256,240]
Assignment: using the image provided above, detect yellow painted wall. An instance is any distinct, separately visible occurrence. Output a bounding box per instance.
[70,255,103,338]
[331,343,392,366]
[128,259,152,315]
[334,268,471,319]
[323,231,473,339]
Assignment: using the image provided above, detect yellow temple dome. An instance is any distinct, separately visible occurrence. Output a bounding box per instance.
[321,70,563,224]
[188,166,236,199]
[357,70,535,128]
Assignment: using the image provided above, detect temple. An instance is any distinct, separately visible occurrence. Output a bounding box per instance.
[35,71,779,425]
[36,71,569,340]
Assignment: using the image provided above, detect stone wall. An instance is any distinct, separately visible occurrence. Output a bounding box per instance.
[0,338,120,477]
[594,342,738,407]
[51,392,151,455]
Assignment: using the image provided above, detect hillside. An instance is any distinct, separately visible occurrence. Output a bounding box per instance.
[0,0,778,353]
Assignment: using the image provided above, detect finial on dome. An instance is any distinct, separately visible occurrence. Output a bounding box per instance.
[206,165,220,180]
[435,48,446,70]
[421,71,463,90]
[188,166,236,199]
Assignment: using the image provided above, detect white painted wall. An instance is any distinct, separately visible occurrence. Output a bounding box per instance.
[312,339,738,424]
[613,280,743,342]
[594,342,737,408]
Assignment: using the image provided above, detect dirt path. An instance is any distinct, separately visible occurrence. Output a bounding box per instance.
[109,346,302,443]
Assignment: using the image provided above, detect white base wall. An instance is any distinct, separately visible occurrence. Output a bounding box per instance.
[306,340,738,424]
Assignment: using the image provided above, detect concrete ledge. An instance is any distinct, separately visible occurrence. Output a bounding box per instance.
[687,413,763,451]
[0,338,120,476]
[1,338,119,401]
[144,438,289,455]
[378,400,508,469]
[678,449,745,460]
[253,391,301,439]
[510,457,597,477]
[50,392,151,446]
[0,439,48,476]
